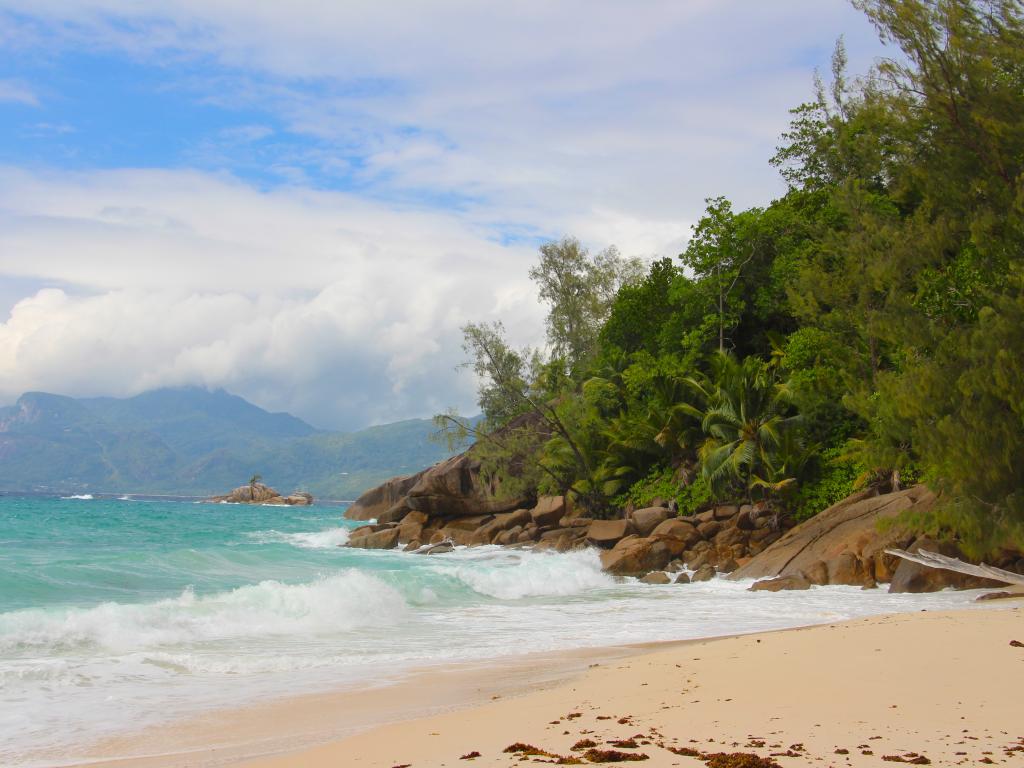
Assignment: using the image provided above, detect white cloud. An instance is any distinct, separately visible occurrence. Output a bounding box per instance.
[0,167,545,427]
[0,1,888,222]
[0,78,38,106]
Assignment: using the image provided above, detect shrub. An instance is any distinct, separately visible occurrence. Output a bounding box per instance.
[618,465,711,515]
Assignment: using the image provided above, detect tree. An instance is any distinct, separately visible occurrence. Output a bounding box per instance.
[599,257,679,357]
[529,237,643,372]
[878,276,1024,554]
[249,473,262,500]
[836,0,1024,551]
[679,197,763,354]
[692,353,800,503]
[435,320,607,512]
[458,321,532,426]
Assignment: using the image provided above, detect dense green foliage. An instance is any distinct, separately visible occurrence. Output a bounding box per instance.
[445,0,1024,552]
[0,388,462,498]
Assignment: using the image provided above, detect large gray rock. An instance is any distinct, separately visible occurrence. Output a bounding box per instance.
[650,518,701,549]
[345,472,424,521]
[348,527,400,550]
[630,507,671,537]
[697,520,722,539]
[750,573,811,591]
[691,564,716,582]
[405,454,528,518]
[640,571,671,584]
[587,518,636,548]
[731,486,928,584]
[531,496,567,527]
[599,537,672,576]
[397,511,429,545]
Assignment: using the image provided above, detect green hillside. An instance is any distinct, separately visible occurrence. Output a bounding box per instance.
[0,387,460,499]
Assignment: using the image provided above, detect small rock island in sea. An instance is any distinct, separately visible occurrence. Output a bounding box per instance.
[206,482,313,506]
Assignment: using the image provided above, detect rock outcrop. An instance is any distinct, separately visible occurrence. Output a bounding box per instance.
[207,483,313,506]
[732,485,1020,592]
[344,464,791,583]
[344,471,425,521]
[345,453,529,525]
[730,487,922,587]
[600,536,672,576]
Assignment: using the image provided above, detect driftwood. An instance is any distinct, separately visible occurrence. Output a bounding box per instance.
[885,548,1024,586]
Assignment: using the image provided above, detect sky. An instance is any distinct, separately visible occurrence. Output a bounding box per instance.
[0,1,891,430]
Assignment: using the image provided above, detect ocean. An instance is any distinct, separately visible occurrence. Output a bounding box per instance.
[0,494,986,766]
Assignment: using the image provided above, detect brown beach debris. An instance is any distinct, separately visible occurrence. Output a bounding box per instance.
[571,739,598,750]
[702,753,782,768]
[665,746,702,757]
[503,743,558,757]
[582,748,650,762]
[609,738,640,748]
[883,754,931,764]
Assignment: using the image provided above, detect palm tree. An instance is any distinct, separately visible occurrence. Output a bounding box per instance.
[696,352,799,502]
[249,474,262,501]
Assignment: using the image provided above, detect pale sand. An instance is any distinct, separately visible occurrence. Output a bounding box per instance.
[73,604,1023,768]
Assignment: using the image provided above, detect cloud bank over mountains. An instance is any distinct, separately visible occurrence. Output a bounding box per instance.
[0,1,887,428]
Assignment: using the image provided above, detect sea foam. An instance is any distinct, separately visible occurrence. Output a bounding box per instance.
[438,547,615,599]
[248,526,351,549]
[0,569,406,656]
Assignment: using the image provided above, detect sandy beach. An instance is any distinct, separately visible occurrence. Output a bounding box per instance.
[67,603,1023,768]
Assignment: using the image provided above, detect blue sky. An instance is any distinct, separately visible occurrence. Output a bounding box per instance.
[0,1,889,429]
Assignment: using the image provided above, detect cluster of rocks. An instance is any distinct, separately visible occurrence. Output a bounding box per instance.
[207,483,313,506]
[344,448,1023,594]
[345,452,530,524]
[734,486,1023,593]
[594,503,786,578]
[347,496,580,553]
[345,446,791,584]
[347,482,787,584]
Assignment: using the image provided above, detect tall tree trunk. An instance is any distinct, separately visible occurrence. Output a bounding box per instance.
[718,269,725,353]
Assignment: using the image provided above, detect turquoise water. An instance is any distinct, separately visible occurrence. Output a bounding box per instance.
[0,494,986,766]
[0,496,359,613]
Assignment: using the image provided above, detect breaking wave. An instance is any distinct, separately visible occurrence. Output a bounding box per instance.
[0,570,406,656]
[247,526,351,549]
[436,547,615,599]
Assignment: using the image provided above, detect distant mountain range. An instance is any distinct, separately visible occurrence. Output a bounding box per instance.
[0,387,465,499]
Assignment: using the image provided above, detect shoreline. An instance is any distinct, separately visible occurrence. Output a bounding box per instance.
[59,643,640,768]
[54,601,1023,768]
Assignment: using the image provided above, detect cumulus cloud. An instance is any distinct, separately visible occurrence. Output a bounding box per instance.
[0,168,544,427]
